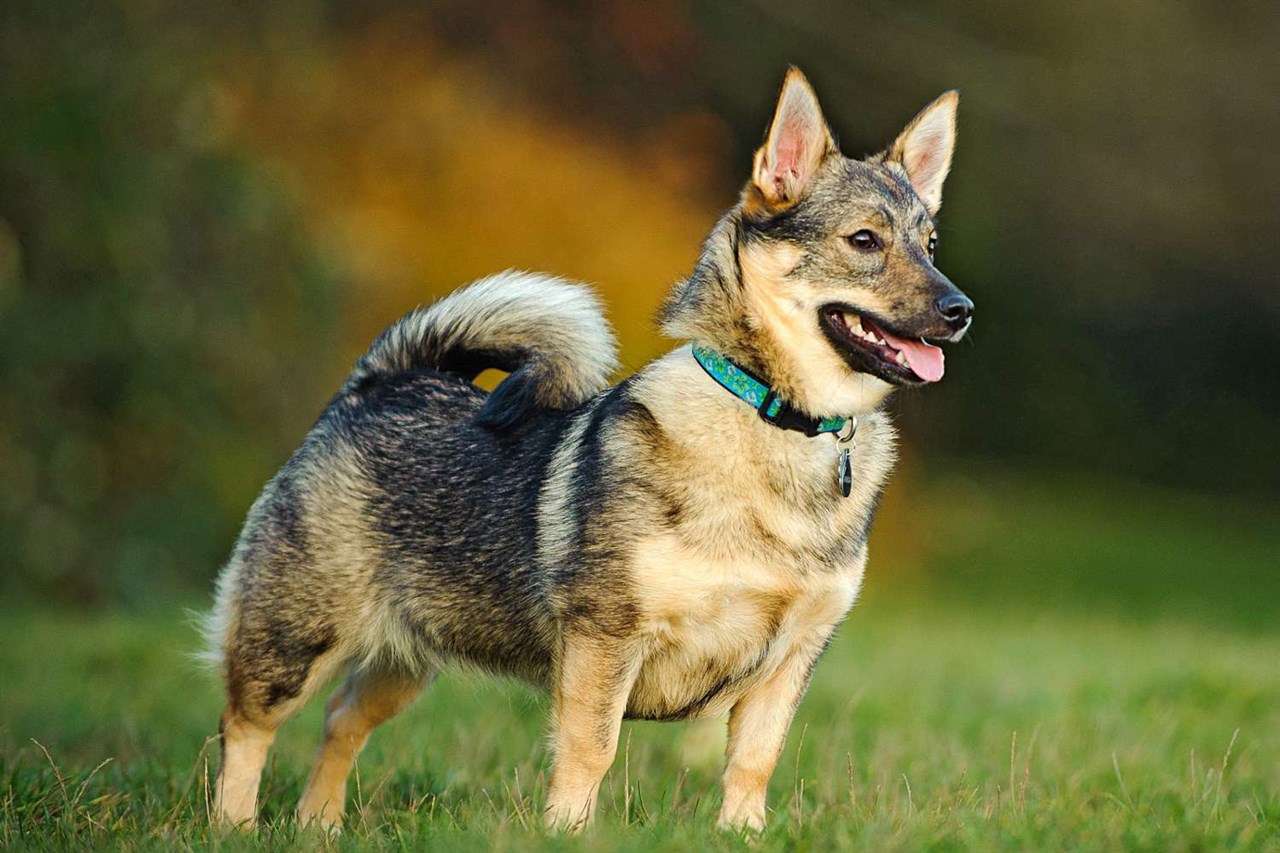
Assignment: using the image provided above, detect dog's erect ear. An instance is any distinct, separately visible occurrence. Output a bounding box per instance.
[752,68,836,206]
[887,91,958,215]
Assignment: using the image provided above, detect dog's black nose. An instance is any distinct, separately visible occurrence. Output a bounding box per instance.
[935,292,974,328]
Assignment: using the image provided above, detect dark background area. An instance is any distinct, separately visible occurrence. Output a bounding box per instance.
[1,0,1277,607]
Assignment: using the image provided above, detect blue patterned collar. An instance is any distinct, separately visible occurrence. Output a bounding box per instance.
[691,345,851,438]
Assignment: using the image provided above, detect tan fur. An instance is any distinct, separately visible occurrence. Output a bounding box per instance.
[718,641,825,830]
[544,637,643,831]
[213,711,276,827]
[297,667,431,829]
[625,531,862,721]
[536,397,605,578]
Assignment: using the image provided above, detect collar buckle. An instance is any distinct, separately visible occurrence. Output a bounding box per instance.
[758,390,822,437]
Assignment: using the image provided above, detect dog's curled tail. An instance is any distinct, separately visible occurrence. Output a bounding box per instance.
[345,271,618,427]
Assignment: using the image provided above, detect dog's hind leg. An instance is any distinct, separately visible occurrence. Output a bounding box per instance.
[296,664,432,830]
[214,706,280,828]
[213,610,347,828]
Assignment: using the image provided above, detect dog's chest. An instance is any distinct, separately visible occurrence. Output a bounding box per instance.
[615,359,897,719]
[623,535,861,721]
[657,414,893,572]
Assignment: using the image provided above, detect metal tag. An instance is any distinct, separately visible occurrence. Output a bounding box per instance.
[835,416,856,498]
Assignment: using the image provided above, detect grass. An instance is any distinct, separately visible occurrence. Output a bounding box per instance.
[2,464,1277,850]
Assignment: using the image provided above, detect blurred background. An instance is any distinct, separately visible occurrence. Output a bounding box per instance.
[1,0,1277,621]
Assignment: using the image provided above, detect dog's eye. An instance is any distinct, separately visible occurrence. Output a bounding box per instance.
[847,230,881,252]
[927,235,937,256]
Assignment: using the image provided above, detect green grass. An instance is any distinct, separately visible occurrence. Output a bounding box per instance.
[2,465,1278,850]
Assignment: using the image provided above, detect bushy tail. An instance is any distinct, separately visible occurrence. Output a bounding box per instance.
[345,271,618,427]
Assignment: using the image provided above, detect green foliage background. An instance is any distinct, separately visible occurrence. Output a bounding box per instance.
[0,3,344,603]
[3,471,1277,846]
[1,1,1277,606]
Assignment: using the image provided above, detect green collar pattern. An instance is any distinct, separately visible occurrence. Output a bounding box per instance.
[691,345,849,437]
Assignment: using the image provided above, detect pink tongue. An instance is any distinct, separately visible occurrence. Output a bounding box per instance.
[880,329,945,382]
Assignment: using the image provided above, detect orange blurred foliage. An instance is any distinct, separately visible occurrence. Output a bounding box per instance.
[227,24,728,374]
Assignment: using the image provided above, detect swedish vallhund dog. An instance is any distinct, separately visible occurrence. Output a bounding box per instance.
[205,68,973,833]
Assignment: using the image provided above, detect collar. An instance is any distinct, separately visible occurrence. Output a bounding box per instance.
[691,345,851,438]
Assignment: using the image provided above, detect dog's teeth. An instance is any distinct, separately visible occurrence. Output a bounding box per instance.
[895,351,908,366]
[842,313,864,336]
[875,336,887,345]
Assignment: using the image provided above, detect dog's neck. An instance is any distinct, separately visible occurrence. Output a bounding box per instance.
[690,345,853,438]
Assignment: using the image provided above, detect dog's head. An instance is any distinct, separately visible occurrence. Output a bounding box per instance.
[721,69,972,413]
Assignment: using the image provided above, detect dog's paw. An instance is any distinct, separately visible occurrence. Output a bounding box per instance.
[296,812,343,836]
[716,803,767,834]
[543,802,592,835]
[210,815,257,833]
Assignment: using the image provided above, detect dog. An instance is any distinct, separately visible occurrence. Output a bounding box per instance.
[205,67,972,833]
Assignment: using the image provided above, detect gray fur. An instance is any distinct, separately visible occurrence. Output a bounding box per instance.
[346,271,618,419]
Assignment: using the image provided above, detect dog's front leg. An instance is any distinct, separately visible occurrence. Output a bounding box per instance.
[544,633,642,833]
[718,639,829,832]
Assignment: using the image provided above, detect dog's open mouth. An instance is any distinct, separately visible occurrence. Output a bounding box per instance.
[822,307,946,384]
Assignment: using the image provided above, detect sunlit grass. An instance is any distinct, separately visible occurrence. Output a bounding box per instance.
[3,466,1277,849]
